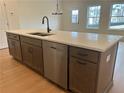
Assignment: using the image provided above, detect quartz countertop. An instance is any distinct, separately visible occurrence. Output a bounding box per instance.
[6,29,123,52]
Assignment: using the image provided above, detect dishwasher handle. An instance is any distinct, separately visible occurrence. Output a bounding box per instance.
[76,60,87,65]
[51,47,57,50]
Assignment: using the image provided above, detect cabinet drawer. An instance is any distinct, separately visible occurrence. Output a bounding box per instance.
[69,47,99,63]
[7,33,19,40]
[20,36,42,47]
[70,57,97,70]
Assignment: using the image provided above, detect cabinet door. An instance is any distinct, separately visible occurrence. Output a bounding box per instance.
[21,42,43,74]
[43,41,68,89]
[8,39,22,61]
[69,57,97,93]
[21,43,33,67]
[32,45,43,75]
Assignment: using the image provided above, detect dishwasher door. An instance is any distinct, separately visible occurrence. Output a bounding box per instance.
[43,41,68,89]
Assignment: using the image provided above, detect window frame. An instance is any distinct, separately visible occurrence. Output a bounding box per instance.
[109,3,124,30]
[86,5,102,29]
[71,9,79,24]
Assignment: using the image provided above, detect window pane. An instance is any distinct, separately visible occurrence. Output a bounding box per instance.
[111,17,124,23]
[88,6,101,17]
[72,10,79,23]
[87,6,101,28]
[110,4,124,29]
[112,4,124,16]
[88,18,100,28]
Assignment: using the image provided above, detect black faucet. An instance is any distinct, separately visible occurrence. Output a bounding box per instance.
[42,16,51,33]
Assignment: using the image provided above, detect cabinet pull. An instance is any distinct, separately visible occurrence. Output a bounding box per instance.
[76,60,87,65]
[51,47,57,50]
[13,36,17,38]
[78,53,88,57]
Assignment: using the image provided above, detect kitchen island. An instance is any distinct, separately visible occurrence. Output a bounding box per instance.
[6,30,122,93]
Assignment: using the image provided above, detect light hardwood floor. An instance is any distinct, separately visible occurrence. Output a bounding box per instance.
[0,42,124,93]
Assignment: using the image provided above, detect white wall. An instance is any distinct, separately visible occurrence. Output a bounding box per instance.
[5,0,20,30]
[3,0,62,30]
[4,0,124,36]
[61,0,124,36]
[0,0,62,48]
[0,0,8,49]
[17,0,61,30]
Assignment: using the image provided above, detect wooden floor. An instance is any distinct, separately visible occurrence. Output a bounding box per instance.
[0,42,124,93]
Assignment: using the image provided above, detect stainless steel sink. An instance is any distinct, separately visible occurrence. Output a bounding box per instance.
[28,32,54,36]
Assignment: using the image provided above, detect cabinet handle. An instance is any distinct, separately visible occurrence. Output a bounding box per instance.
[13,36,17,38]
[76,60,87,65]
[78,53,88,57]
[51,47,57,50]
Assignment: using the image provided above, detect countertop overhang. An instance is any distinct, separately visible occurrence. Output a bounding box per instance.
[6,29,123,52]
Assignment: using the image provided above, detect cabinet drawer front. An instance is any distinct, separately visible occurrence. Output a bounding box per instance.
[7,33,19,40]
[70,57,97,70]
[69,47,99,63]
[20,36,42,47]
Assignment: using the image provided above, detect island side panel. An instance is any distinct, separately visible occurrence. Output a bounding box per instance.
[96,43,118,93]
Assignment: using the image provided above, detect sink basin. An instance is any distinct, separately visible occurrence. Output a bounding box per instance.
[28,32,54,36]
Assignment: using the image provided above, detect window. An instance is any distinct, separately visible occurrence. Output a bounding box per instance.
[72,10,79,24]
[109,4,124,29]
[87,6,101,29]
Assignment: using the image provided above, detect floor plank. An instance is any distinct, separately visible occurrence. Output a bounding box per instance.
[0,42,124,93]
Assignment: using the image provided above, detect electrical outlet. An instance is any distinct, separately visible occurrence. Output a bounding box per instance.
[106,54,111,63]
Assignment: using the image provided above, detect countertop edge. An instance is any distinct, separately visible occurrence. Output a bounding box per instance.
[6,31,123,53]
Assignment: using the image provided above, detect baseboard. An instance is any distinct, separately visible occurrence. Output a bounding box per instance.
[0,47,8,50]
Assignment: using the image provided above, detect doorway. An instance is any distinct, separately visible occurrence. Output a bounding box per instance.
[0,0,8,49]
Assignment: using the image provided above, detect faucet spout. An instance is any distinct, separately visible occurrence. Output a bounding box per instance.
[42,16,51,33]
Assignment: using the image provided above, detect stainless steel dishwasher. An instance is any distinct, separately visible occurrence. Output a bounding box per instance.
[43,41,68,89]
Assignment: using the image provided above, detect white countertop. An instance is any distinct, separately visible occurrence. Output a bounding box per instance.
[6,29,123,52]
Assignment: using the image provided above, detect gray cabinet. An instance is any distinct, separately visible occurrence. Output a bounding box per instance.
[69,57,97,93]
[43,41,68,89]
[7,33,22,61]
[69,46,99,93]
[69,45,118,93]
[69,47,99,63]
[21,36,44,75]
[6,33,118,93]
